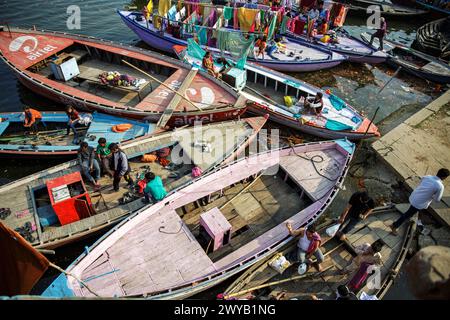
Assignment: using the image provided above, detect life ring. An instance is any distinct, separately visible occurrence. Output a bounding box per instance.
[112,123,133,132]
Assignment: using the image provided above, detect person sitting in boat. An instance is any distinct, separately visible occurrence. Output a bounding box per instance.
[109,143,134,192]
[369,17,387,51]
[308,5,320,21]
[65,106,80,144]
[255,36,267,60]
[77,141,101,189]
[143,172,167,204]
[202,51,221,79]
[337,191,375,241]
[316,1,330,34]
[23,106,42,134]
[286,223,324,272]
[342,239,384,292]
[303,92,324,115]
[311,285,358,300]
[96,137,114,178]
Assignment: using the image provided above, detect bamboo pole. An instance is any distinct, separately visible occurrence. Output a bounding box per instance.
[49,262,100,297]
[224,265,334,299]
[219,173,263,210]
[121,59,202,111]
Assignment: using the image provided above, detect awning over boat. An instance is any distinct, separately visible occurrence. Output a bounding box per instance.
[0,31,74,69]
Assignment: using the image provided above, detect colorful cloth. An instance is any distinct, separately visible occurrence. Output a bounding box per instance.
[237,7,259,32]
[223,6,233,20]
[158,0,170,16]
[329,94,347,111]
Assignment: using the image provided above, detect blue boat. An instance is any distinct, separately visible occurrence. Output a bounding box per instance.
[0,111,156,157]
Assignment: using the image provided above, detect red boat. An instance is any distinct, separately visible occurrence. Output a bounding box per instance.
[0,26,247,127]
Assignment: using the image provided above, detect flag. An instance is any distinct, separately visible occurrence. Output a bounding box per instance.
[144,0,153,20]
[0,222,50,295]
[158,0,170,16]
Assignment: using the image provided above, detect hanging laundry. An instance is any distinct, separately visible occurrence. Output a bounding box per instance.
[237,7,259,32]
[194,25,208,46]
[233,7,239,29]
[158,0,171,16]
[223,6,233,20]
[267,12,278,40]
[280,15,290,34]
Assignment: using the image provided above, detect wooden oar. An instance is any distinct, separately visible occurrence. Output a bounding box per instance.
[223,265,334,299]
[121,59,202,111]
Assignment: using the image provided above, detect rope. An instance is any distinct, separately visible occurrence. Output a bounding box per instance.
[158,221,183,234]
[288,143,339,182]
[49,262,100,297]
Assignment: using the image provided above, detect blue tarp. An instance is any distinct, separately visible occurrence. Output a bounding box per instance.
[325,119,353,131]
[328,94,347,111]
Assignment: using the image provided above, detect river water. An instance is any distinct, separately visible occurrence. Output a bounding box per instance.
[0,0,439,298]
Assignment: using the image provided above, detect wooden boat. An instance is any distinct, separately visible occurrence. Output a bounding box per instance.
[117,9,346,72]
[0,26,247,127]
[339,0,428,17]
[0,111,156,158]
[174,43,381,140]
[413,17,450,59]
[223,204,416,300]
[41,139,355,299]
[286,30,388,64]
[415,0,450,15]
[0,116,267,250]
[361,32,450,84]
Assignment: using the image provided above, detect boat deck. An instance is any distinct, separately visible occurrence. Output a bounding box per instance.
[252,39,330,62]
[0,153,193,247]
[80,208,216,296]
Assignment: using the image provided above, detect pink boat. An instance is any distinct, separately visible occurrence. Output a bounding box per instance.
[44,139,354,299]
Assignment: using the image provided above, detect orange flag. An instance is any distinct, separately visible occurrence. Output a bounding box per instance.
[0,222,49,296]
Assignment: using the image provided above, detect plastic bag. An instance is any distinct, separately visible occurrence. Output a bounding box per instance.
[326,223,341,237]
[268,254,291,274]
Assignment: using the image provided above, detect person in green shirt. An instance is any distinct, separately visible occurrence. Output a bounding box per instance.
[143,172,167,204]
[96,137,114,178]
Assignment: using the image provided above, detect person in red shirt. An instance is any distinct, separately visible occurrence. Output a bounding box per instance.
[23,106,42,134]
[66,105,80,144]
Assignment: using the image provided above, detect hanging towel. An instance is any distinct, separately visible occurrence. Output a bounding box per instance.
[224,6,233,20]
[233,7,239,29]
[194,25,208,46]
[158,0,171,16]
[267,12,278,40]
[280,15,289,34]
[238,7,258,32]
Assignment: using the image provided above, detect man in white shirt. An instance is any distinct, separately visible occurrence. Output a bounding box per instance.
[390,168,449,235]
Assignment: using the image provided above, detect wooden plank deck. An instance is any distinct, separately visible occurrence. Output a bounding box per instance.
[79,209,216,296]
[280,149,345,201]
[372,90,450,227]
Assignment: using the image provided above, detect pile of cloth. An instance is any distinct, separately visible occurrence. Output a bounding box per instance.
[98,71,146,87]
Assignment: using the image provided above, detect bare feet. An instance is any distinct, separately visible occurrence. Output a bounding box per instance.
[339,233,347,241]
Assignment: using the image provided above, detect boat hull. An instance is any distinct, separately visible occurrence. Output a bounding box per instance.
[12,73,247,125]
[248,104,378,140]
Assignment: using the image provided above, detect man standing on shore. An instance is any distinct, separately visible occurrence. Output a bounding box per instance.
[390,168,449,235]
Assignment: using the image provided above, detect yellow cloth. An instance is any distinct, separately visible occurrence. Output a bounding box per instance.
[158,0,170,16]
[145,0,153,19]
[237,7,258,32]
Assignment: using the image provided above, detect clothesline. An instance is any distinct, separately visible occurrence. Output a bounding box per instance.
[152,14,268,36]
